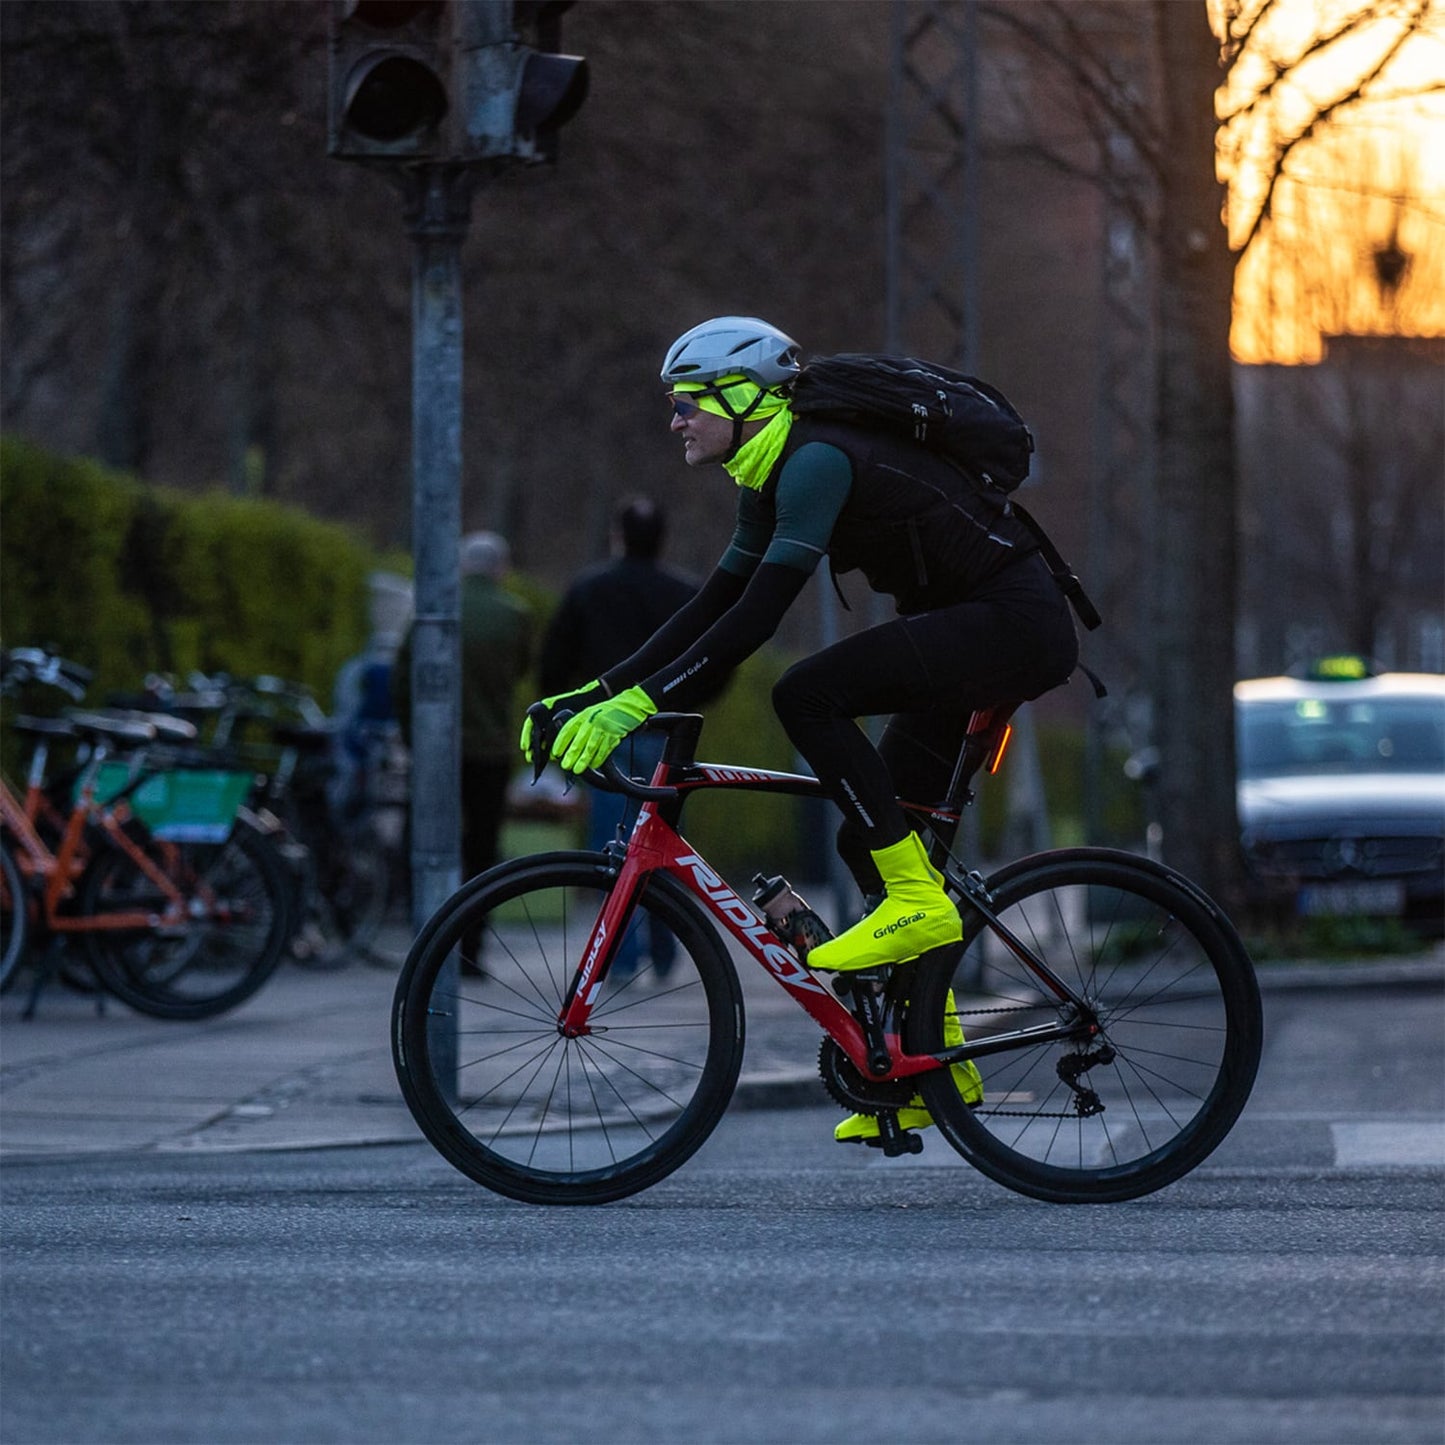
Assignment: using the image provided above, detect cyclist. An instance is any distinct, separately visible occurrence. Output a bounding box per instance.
[525,316,1079,1141]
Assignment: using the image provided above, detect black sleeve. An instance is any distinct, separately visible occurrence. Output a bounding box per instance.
[634,561,810,711]
[599,563,749,697]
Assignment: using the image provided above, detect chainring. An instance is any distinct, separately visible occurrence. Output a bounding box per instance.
[817,1037,918,1115]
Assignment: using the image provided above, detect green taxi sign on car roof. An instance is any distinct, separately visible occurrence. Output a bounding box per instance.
[1304,655,1375,682]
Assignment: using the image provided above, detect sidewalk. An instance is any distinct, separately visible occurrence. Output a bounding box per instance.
[2,933,1440,1161]
[0,927,827,1160]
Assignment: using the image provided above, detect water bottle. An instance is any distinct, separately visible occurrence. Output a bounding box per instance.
[751,872,833,961]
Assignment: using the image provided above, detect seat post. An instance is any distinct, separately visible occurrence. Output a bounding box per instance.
[926,703,1022,869]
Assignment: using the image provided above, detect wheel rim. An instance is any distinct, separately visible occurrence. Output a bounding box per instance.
[924,860,1258,1191]
[401,866,736,1191]
[88,835,284,1008]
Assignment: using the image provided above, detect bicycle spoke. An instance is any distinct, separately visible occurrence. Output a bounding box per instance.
[393,857,743,1203]
[919,852,1260,1202]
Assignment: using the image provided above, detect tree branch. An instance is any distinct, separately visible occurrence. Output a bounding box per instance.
[979,1,1165,177]
[1219,0,1388,122]
[1230,0,1434,258]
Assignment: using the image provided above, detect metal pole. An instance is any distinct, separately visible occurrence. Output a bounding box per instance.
[403,165,475,1088]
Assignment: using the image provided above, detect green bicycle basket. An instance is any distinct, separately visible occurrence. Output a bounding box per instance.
[88,763,254,844]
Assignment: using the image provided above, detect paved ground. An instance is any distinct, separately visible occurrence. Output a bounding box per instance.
[1,929,1440,1159]
[0,924,832,1157]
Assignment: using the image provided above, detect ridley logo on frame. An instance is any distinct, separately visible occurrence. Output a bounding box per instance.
[674,852,829,996]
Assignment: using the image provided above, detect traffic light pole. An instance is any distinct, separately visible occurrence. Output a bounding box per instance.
[403,167,476,1078]
[326,6,587,1074]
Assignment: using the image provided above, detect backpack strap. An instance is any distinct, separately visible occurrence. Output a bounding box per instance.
[1009,500,1103,632]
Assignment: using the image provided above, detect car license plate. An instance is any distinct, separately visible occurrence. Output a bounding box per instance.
[1297,880,1406,917]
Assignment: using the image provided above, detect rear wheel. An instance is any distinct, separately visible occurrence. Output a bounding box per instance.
[290,825,391,970]
[0,835,28,991]
[81,821,291,1019]
[392,852,745,1205]
[909,849,1262,1203]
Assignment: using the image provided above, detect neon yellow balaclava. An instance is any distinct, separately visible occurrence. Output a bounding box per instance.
[672,374,793,490]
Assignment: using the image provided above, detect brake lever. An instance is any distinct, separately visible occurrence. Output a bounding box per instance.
[525,703,570,784]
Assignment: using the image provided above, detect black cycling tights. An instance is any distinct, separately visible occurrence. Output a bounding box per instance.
[771,555,1078,895]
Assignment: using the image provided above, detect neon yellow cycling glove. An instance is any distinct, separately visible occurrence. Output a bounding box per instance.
[519,680,606,761]
[553,685,657,775]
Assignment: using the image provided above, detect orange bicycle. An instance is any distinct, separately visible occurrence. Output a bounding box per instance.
[1,650,291,1018]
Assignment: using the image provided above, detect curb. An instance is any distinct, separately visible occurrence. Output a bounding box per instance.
[731,1069,826,1111]
[726,961,1443,1114]
[1253,958,1444,993]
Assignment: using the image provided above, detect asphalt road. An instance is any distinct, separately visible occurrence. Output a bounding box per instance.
[2,984,1442,1445]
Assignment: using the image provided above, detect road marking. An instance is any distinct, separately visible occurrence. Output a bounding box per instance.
[1332,1121,1445,1168]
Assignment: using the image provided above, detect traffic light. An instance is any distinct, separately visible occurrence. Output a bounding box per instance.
[511,1,589,161]
[328,0,588,166]
[456,1,588,163]
[328,0,452,161]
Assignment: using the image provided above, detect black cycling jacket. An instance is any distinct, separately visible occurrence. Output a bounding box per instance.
[601,417,1040,711]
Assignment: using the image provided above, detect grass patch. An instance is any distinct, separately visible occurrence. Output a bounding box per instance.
[1247,913,1434,961]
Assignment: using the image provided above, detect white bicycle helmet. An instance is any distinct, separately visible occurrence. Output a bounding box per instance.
[660,316,802,390]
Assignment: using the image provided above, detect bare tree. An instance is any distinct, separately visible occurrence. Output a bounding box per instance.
[980,0,1440,901]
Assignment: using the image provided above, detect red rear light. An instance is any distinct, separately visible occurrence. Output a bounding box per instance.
[986,724,1013,774]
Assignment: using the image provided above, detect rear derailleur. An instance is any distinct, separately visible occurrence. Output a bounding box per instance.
[1056,1043,1116,1117]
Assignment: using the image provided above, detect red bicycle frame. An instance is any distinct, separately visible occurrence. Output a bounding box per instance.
[552,702,1097,1083]
[555,757,938,1084]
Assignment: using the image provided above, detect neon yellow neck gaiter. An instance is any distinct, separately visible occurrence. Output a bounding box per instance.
[725,407,794,491]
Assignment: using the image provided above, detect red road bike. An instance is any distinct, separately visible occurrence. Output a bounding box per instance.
[392,708,1262,1206]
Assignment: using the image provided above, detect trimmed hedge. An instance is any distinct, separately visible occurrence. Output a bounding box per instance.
[0,436,374,711]
[1,436,1116,895]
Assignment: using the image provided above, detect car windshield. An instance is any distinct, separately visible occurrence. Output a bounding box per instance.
[1237,696,1445,779]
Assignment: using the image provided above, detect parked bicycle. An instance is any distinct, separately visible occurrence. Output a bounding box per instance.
[1,649,292,1018]
[392,705,1263,1206]
[119,670,403,971]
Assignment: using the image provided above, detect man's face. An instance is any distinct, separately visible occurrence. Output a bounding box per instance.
[668,394,734,468]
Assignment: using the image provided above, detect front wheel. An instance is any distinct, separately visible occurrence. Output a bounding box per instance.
[909,849,1262,1203]
[392,852,745,1205]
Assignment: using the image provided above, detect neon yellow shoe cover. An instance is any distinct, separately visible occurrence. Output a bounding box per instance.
[808,832,962,972]
[833,988,983,1142]
[835,1106,935,1141]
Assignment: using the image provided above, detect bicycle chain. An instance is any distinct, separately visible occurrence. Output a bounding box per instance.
[951,1003,1045,1017]
[821,995,1088,1120]
[974,1108,1093,1119]
[943,1008,1109,1120]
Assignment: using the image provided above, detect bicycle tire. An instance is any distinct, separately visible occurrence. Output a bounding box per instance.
[0,833,28,991]
[80,820,292,1020]
[909,848,1262,1203]
[392,851,745,1205]
[292,831,391,970]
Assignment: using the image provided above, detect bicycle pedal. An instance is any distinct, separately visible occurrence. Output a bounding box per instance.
[863,1130,925,1158]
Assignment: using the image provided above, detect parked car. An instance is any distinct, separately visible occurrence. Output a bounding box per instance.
[1235,659,1445,931]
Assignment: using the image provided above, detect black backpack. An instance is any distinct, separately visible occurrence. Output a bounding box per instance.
[790,353,1101,631]
[790,352,1035,494]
